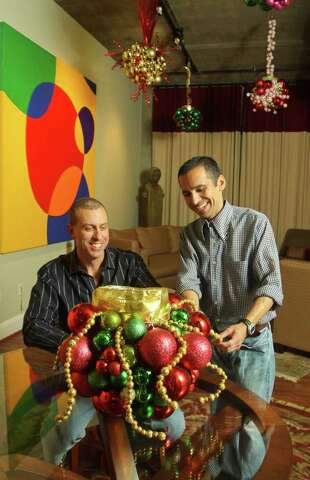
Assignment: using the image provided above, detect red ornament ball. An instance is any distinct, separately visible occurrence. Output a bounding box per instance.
[153,405,174,419]
[71,371,98,396]
[180,333,212,370]
[102,347,117,363]
[168,293,182,305]
[59,335,93,372]
[138,328,178,370]
[93,390,126,416]
[108,361,122,376]
[95,358,109,374]
[189,311,211,336]
[67,303,99,333]
[164,366,191,400]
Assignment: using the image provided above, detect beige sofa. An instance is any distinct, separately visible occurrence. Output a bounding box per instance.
[109,225,183,289]
[273,229,310,352]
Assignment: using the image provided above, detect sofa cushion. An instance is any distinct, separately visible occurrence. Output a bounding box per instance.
[167,226,183,253]
[148,252,180,278]
[136,226,170,256]
[286,246,306,260]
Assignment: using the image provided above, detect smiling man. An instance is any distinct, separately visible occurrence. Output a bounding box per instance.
[23,197,158,352]
[177,156,283,402]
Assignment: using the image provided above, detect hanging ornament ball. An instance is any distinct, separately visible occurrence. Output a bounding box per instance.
[59,335,93,372]
[181,333,212,370]
[133,365,153,386]
[93,329,114,351]
[174,105,201,132]
[244,0,258,5]
[67,303,98,333]
[95,358,109,374]
[189,311,211,336]
[101,311,122,330]
[124,314,147,342]
[136,403,155,420]
[138,328,178,370]
[71,371,98,397]
[88,370,109,390]
[258,0,272,10]
[164,366,191,400]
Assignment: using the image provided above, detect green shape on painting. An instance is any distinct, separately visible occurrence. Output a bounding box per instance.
[0,22,56,114]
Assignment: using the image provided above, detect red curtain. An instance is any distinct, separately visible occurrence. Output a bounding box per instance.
[153,82,310,132]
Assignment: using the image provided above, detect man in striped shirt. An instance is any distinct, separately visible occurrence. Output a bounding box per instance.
[177,156,283,402]
[23,197,185,463]
[23,197,159,352]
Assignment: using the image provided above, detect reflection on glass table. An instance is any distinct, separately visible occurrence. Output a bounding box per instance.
[0,347,292,479]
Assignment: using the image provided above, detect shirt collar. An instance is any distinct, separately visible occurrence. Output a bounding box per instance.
[200,201,233,241]
[67,248,115,275]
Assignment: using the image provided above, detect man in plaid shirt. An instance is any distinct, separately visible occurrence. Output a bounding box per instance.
[176,156,283,402]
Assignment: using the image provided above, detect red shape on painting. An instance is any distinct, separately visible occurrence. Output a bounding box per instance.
[26,84,84,215]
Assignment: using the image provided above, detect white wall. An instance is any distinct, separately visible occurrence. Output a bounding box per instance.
[0,0,153,338]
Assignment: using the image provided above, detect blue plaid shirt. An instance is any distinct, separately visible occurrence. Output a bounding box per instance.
[176,201,283,330]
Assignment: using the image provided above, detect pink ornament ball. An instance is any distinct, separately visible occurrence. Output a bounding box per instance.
[181,333,212,370]
[138,327,178,370]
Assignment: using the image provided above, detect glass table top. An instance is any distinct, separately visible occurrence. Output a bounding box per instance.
[0,347,292,479]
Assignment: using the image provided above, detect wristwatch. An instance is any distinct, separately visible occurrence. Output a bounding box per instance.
[239,318,256,336]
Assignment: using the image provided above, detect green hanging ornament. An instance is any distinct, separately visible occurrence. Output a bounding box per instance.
[173,64,201,132]
[93,329,114,351]
[88,370,109,389]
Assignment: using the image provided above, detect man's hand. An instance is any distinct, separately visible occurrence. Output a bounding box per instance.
[216,323,247,352]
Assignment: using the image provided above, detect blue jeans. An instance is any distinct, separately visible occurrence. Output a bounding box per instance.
[41,396,185,465]
[211,325,275,402]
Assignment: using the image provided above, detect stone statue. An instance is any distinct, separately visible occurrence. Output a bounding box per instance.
[138,167,164,226]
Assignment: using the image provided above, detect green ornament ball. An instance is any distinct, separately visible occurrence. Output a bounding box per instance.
[137,403,154,420]
[123,345,137,366]
[135,386,153,404]
[132,366,153,385]
[170,309,189,324]
[124,315,147,342]
[93,329,114,351]
[88,370,109,389]
[110,370,128,389]
[102,310,121,330]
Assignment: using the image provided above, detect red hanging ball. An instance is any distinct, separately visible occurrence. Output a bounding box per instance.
[95,358,109,374]
[138,328,178,370]
[93,390,126,416]
[189,311,211,336]
[181,333,212,370]
[59,335,93,372]
[102,347,117,363]
[164,366,191,400]
[168,293,182,305]
[108,361,122,376]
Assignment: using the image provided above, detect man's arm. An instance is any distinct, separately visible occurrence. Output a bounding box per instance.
[180,290,200,310]
[23,279,69,353]
[217,296,274,352]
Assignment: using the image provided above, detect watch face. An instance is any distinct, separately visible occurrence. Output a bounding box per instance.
[242,319,255,336]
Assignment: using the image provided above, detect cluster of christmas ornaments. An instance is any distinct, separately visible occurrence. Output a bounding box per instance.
[174,105,202,131]
[244,0,290,10]
[122,43,166,91]
[54,293,226,441]
[247,76,289,113]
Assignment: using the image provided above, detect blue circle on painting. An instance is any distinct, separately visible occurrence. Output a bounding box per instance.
[78,106,95,153]
[47,175,89,244]
[28,83,55,118]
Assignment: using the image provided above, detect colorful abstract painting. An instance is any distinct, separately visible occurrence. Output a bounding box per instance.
[0,22,96,253]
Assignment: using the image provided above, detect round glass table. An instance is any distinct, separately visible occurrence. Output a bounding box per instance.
[0,347,292,479]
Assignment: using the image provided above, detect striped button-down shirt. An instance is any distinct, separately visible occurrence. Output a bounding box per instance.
[176,201,283,330]
[23,247,159,352]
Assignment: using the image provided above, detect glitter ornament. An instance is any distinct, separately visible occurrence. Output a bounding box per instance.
[138,328,178,370]
[180,333,212,370]
[59,335,93,372]
[174,64,201,131]
[247,19,289,113]
[124,315,147,342]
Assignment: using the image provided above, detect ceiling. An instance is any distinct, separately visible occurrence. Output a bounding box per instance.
[54,0,310,85]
